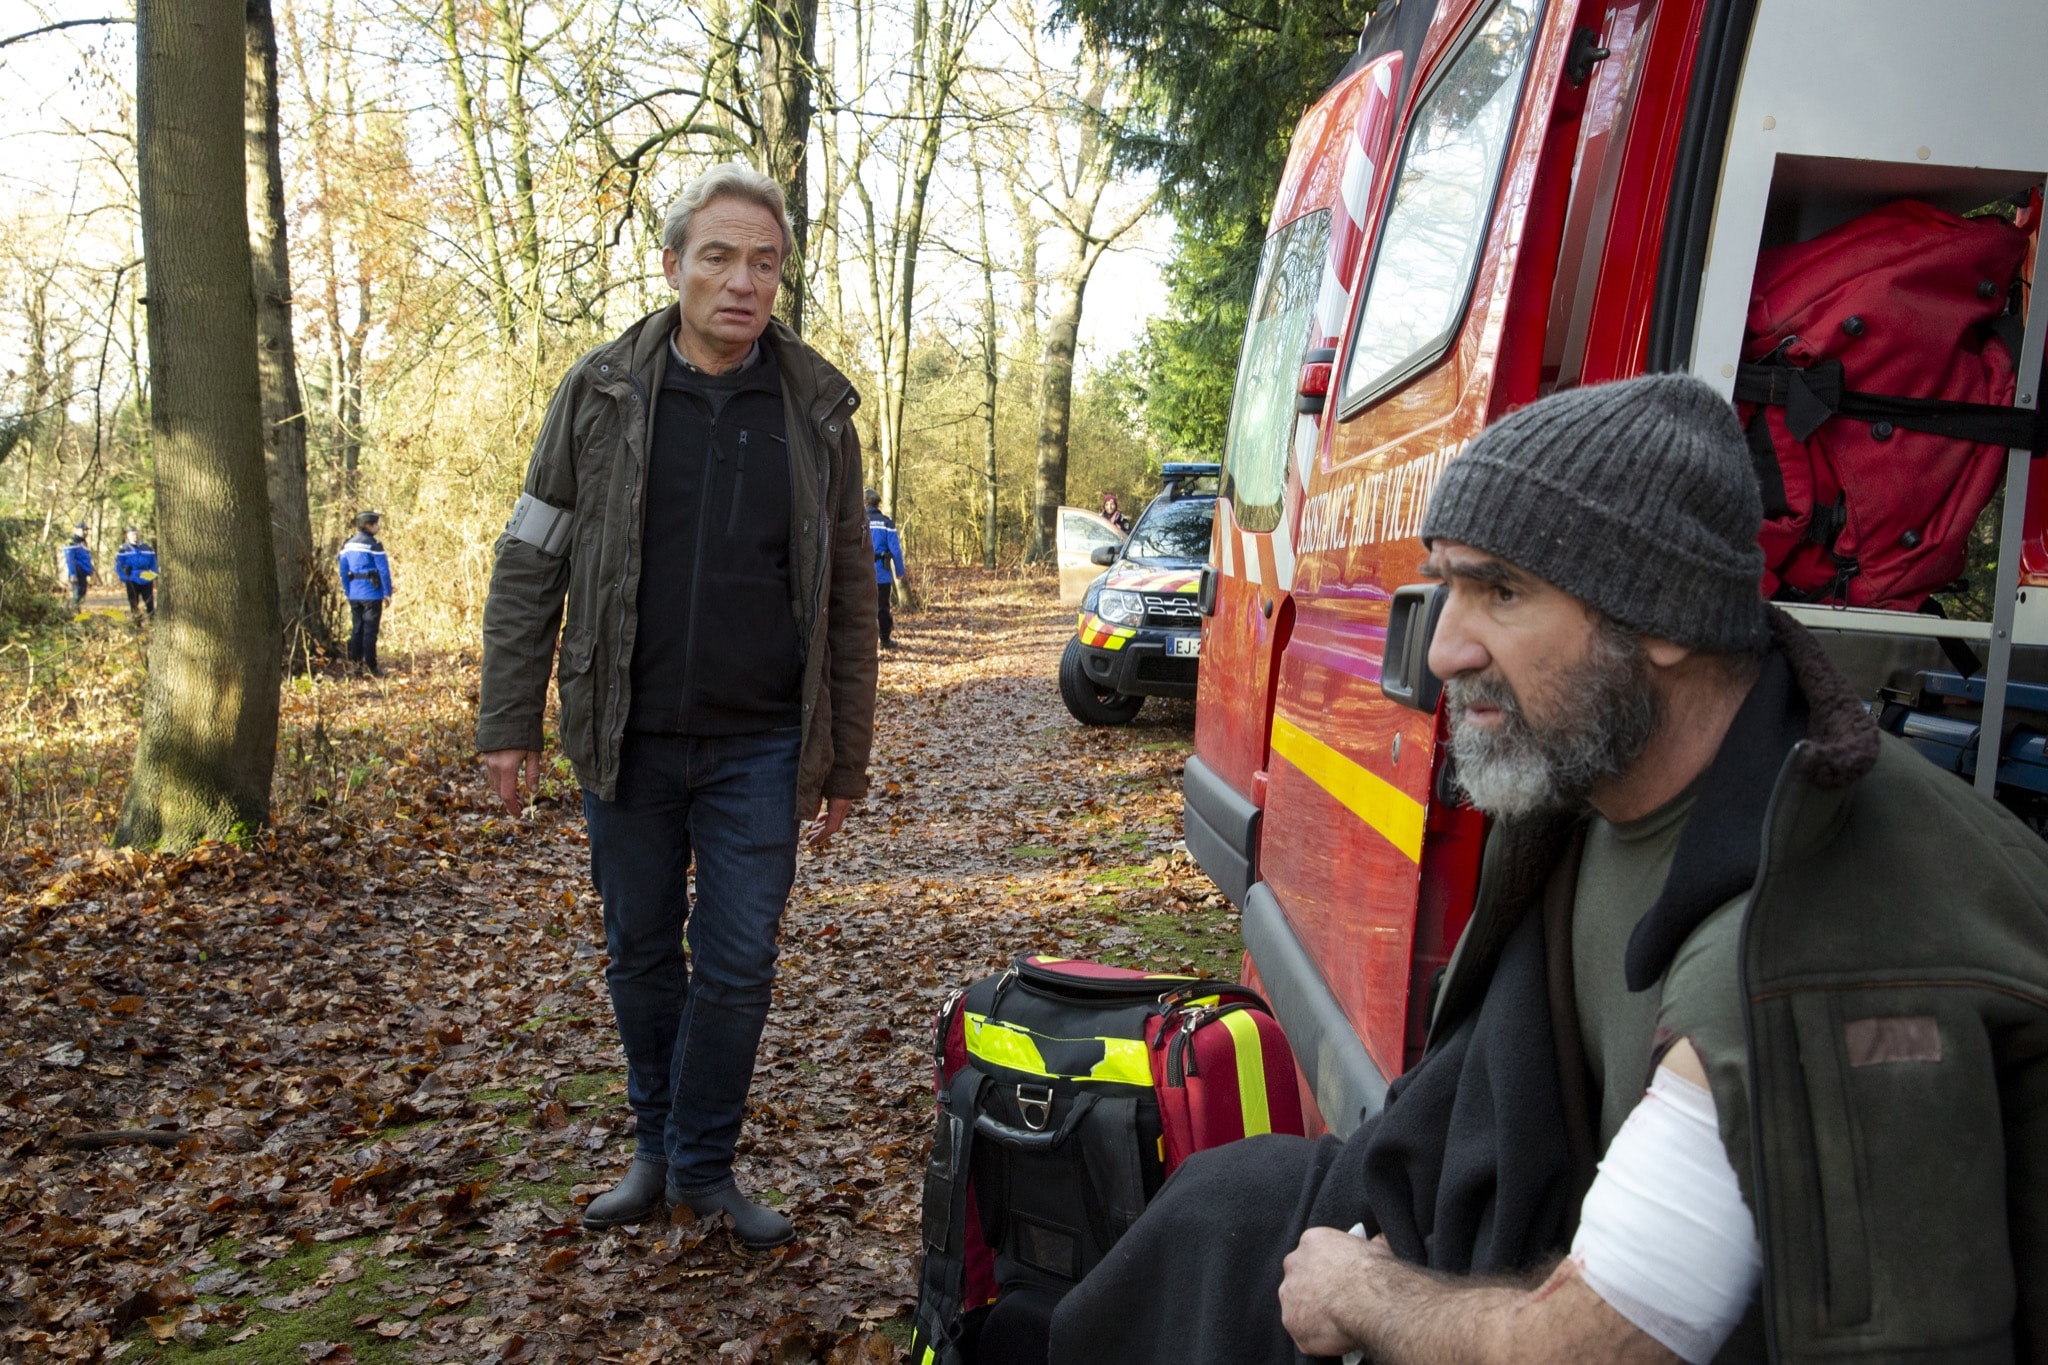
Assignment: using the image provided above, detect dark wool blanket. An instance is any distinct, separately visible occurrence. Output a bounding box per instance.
[1047,904,1579,1365]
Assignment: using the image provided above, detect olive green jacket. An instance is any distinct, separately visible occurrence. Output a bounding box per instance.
[475,307,877,816]
[1435,610,2048,1360]
[1702,630,2048,1362]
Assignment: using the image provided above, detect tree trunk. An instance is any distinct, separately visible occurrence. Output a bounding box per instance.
[1029,271,1084,562]
[1006,180,1041,349]
[756,0,817,332]
[481,0,542,318]
[1023,51,1149,563]
[246,0,333,668]
[120,0,281,850]
[440,0,515,333]
[813,12,843,337]
[879,0,979,516]
[974,160,1000,569]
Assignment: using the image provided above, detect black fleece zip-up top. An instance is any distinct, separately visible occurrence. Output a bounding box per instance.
[626,342,800,735]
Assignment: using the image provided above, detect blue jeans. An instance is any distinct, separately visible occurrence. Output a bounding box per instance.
[583,728,802,1193]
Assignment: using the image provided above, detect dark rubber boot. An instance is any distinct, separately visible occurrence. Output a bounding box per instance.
[670,1181,795,1249]
[581,1158,668,1229]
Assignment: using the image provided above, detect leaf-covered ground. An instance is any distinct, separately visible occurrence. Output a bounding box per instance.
[0,570,1234,1362]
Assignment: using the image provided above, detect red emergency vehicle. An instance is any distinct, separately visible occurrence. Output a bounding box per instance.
[1183,0,2048,1137]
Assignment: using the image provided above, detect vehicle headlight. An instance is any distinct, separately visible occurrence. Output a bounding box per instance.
[1095,589,1145,626]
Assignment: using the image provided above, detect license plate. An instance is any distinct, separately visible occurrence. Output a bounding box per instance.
[1171,635,1202,658]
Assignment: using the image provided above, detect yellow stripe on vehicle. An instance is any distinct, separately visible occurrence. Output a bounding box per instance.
[963,1013,1154,1087]
[1220,1008,1272,1137]
[1269,715,1424,863]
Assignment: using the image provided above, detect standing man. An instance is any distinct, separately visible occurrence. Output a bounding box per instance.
[477,164,877,1250]
[338,511,394,676]
[866,488,907,649]
[115,526,158,620]
[1048,374,2048,1364]
[61,526,95,612]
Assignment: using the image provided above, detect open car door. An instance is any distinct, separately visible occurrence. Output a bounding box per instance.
[1056,507,1125,606]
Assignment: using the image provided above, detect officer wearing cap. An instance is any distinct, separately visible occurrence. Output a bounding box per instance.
[338,511,394,675]
[866,488,907,649]
[114,526,158,619]
[61,525,96,613]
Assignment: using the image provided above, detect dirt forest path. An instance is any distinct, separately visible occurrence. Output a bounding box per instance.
[0,570,1237,1363]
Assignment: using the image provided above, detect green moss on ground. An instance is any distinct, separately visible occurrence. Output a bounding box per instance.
[556,1071,622,1106]
[469,1086,531,1105]
[1069,905,1241,982]
[134,1236,416,1364]
[512,1160,595,1206]
[1086,863,1154,887]
[129,1066,624,1361]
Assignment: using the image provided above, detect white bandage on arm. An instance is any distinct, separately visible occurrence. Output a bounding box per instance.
[1569,1065,1762,1363]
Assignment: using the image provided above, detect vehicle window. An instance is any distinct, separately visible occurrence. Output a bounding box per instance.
[1061,510,1123,557]
[1339,0,1541,409]
[1124,498,1216,565]
[1224,211,1331,533]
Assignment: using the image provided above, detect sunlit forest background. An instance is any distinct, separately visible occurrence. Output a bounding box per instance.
[0,0,1199,653]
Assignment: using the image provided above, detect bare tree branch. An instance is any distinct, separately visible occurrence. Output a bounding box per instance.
[0,15,130,50]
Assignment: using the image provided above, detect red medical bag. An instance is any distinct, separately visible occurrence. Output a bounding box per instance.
[910,955,1304,1365]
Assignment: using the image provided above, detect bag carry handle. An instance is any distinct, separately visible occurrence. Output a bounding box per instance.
[974,1091,1098,1152]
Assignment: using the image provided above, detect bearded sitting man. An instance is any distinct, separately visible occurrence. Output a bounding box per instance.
[1047,373,2048,1364]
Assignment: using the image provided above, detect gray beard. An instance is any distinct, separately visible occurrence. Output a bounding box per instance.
[1445,623,1660,820]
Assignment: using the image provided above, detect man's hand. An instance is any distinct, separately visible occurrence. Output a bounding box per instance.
[1280,1226,1385,1356]
[805,797,853,851]
[483,748,543,816]
[1279,1227,1680,1365]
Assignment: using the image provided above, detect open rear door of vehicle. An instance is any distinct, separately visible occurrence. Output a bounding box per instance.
[1055,507,1125,607]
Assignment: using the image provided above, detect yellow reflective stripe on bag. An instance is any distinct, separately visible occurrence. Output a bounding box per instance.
[1220,1007,1272,1137]
[962,1012,1154,1087]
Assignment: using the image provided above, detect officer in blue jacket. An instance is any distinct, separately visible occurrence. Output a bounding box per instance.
[61,527,95,611]
[866,488,907,649]
[338,511,394,675]
[114,527,158,619]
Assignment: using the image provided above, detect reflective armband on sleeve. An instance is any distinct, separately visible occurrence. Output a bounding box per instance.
[506,493,574,556]
[1569,1066,1762,1364]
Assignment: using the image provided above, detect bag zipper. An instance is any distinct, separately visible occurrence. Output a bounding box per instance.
[1162,1001,1261,1087]
[1014,957,1242,1006]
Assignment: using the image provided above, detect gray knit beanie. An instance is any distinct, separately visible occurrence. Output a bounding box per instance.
[1420,373,1769,653]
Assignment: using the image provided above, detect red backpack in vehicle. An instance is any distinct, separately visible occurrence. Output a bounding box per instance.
[1734,197,2038,611]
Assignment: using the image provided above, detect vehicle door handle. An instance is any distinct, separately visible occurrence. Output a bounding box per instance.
[1381,583,1446,713]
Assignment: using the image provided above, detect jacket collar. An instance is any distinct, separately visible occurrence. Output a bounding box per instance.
[598,306,859,426]
[761,317,857,423]
[1622,607,1878,989]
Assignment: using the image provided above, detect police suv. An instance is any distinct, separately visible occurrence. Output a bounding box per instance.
[1057,463,1219,726]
